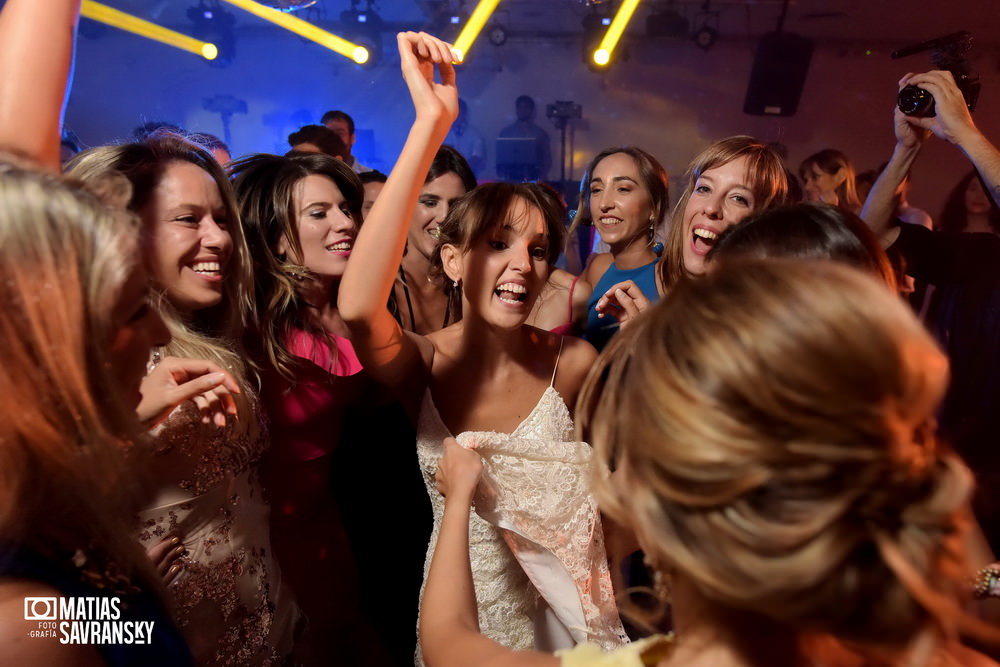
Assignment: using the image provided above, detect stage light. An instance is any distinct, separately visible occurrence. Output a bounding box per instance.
[488,23,508,47]
[188,1,236,65]
[691,7,720,52]
[693,25,717,50]
[452,0,501,62]
[220,0,375,64]
[257,0,317,10]
[581,13,610,71]
[338,6,383,65]
[594,0,641,65]
[80,1,217,60]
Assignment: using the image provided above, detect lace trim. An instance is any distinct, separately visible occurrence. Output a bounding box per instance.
[415,386,628,664]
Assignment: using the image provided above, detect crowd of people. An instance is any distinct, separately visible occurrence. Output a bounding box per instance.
[1,2,1000,666]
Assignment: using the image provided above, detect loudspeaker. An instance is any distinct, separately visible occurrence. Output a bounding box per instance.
[743,32,814,116]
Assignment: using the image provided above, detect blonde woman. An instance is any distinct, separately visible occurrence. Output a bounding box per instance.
[0,161,193,665]
[425,258,999,667]
[67,135,302,665]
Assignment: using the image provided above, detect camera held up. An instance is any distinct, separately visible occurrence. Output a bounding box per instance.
[891,31,981,118]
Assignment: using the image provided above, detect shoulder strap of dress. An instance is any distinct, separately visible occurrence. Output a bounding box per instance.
[549,336,565,387]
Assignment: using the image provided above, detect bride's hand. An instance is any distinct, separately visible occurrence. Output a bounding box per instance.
[435,437,482,502]
[397,31,459,131]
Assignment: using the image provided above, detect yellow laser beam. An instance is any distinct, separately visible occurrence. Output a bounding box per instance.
[593,0,641,66]
[221,0,369,64]
[452,0,501,62]
[80,1,217,60]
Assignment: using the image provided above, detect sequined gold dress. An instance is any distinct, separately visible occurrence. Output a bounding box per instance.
[135,397,301,666]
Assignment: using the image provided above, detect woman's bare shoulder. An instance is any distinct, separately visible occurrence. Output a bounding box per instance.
[582,253,614,286]
[552,334,598,408]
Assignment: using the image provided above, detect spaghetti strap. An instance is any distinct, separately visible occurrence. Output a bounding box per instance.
[549,336,564,387]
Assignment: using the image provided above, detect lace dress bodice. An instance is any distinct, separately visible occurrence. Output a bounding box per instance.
[135,397,299,666]
[415,358,627,663]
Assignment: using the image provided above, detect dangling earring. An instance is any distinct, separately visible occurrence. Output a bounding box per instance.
[453,279,460,289]
[644,553,672,604]
[647,216,663,256]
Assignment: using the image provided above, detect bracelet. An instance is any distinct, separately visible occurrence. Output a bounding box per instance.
[973,563,1000,599]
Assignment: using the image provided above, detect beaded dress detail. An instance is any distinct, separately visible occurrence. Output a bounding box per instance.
[415,341,627,664]
[135,379,300,666]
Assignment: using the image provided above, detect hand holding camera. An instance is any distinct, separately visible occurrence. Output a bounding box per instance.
[896,70,978,149]
[892,31,980,118]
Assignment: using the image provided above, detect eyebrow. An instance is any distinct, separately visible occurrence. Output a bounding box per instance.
[499,222,548,238]
[591,175,638,185]
[698,174,751,191]
[300,200,332,210]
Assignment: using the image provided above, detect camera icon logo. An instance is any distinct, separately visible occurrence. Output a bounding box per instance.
[24,597,58,620]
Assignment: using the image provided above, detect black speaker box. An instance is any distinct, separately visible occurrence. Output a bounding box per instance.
[743,31,814,116]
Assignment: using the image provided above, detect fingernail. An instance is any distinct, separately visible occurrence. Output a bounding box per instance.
[169,536,180,546]
[208,372,225,383]
[616,289,625,296]
[168,564,181,575]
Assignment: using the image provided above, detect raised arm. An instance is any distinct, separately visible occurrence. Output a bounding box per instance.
[860,76,930,246]
[0,0,79,171]
[339,32,457,390]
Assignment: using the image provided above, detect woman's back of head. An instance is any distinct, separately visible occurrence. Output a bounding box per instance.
[709,202,897,289]
[0,158,153,579]
[581,258,988,656]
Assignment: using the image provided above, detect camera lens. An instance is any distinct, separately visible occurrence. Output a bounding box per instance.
[897,85,935,117]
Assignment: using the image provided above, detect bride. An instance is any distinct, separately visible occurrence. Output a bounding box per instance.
[339,32,627,661]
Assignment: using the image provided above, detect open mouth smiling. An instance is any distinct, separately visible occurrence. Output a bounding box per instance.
[495,282,527,304]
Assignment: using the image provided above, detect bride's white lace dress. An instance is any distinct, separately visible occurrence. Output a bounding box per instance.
[414,352,627,664]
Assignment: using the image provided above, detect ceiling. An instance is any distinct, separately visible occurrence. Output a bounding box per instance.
[98,0,1000,52]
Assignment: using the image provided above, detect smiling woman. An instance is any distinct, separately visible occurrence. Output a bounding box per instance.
[592,137,789,333]
[228,150,401,664]
[339,32,627,662]
[66,133,304,665]
[140,160,233,313]
[565,146,669,350]
[391,144,477,335]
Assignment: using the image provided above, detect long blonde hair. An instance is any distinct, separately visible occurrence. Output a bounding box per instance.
[580,259,989,656]
[0,159,159,590]
[66,133,255,398]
